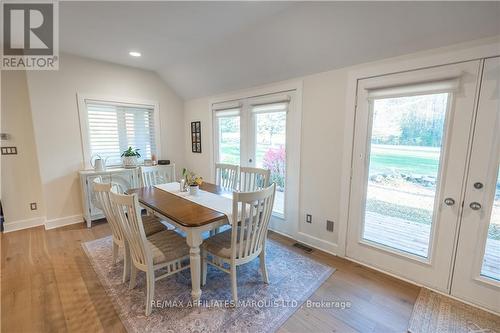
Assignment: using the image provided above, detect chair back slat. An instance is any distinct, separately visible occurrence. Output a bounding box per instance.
[215,163,239,190]
[231,184,276,261]
[109,191,151,268]
[140,166,176,187]
[239,167,270,192]
[93,178,126,243]
[249,200,262,255]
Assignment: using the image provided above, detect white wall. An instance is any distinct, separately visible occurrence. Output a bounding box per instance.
[24,53,185,223]
[183,36,500,255]
[1,71,45,229]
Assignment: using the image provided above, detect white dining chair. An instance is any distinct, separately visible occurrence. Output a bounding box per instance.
[215,163,239,190]
[239,167,271,192]
[109,191,190,316]
[139,165,176,187]
[201,183,276,303]
[93,178,167,282]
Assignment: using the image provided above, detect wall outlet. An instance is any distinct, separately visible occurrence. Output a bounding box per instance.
[30,202,37,210]
[306,214,312,223]
[326,220,334,232]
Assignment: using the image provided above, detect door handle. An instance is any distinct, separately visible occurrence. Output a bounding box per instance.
[444,198,455,206]
[469,202,482,210]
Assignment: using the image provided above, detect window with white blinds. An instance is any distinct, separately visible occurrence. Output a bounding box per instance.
[84,101,157,166]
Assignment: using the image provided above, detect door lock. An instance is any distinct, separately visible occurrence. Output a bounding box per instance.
[469,202,482,210]
[444,198,455,206]
[473,182,484,189]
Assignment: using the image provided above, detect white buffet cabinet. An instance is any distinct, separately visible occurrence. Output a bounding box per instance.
[79,165,175,227]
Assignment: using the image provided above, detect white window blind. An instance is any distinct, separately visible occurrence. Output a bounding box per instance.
[85,101,157,166]
[251,102,288,114]
[367,78,460,100]
[213,107,241,117]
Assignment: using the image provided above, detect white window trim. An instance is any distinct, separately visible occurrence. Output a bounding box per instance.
[77,94,161,169]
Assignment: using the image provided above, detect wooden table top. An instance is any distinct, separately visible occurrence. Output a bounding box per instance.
[127,182,231,228]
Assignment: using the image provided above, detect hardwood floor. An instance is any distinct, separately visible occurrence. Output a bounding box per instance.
[1,222,420,332]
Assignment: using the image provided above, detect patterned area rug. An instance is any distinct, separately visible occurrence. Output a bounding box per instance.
[408,288,500,333]
[83,236,334,332]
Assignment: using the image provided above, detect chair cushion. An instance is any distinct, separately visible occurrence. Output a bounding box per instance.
[142,215,167,236]
[202,229,252,259]
[147,230,190,265]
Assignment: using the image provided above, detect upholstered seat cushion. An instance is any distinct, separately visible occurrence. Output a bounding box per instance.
[147,230,190,265]
[142,215,167,236]
[202,228,253,259]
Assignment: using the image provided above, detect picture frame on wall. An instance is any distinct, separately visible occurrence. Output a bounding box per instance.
[191,121,202,153]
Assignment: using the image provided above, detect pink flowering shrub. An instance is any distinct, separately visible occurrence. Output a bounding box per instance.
[263,145,285,191]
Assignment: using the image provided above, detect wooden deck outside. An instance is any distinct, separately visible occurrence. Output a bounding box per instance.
[363,212,500,280]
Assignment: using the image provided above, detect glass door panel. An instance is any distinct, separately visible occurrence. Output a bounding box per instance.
[216,115,240,165]
[363,93,448,258]
[253,109,287,215]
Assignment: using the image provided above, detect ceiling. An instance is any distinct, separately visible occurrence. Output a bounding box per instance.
[60,2,500,99]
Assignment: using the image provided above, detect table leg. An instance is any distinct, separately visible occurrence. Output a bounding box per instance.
[186,230,203,303]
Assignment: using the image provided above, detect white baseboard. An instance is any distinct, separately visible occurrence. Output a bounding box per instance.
[3,217,45,233]
[268,227,340,257]
[44,214,84,230]
[296,232,340,256]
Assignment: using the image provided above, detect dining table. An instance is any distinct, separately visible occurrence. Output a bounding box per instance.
[127,182,231,303]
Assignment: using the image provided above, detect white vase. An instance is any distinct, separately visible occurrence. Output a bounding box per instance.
[122,156,138,168]
[189,185,199,196]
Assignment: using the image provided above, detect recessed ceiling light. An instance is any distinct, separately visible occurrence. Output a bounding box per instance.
[129,51,141,57]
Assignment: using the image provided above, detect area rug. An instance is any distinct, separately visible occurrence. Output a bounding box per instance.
[408,288,500,333]
[83,236,334,332]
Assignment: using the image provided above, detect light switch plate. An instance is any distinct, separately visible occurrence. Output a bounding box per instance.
[1,147,17,155]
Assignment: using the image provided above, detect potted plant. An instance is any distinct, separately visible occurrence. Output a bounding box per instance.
[121,147,141,168]
[182,168,203,195]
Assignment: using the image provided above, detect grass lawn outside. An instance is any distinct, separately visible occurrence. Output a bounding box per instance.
[219,142,500,241]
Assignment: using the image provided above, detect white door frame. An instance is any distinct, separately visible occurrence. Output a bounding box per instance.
[338,38,500,257]
[209,80,303,239]
[346,61,481,292]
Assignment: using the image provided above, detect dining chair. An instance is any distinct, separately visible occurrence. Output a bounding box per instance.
[109,191,190,316]
[239,167,271,191]
[93,178,167,282]
[201,183,276,303]
[139,165,176,187]
[215,163,239,190]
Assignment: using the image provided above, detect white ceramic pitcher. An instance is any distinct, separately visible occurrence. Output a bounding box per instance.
[91,154,107,172]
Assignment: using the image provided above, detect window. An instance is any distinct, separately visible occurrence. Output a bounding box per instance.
[253,103,287,215]
[214,108,241,165]
[213,93,291,217]
[79,98,158,167]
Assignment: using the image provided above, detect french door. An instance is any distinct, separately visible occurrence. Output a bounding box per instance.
[347,61,482,292]
[213,91,296,220]
[451,57,500,313]
[347,58,500,313]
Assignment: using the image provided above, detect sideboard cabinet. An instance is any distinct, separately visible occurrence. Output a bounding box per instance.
[79,165,175,227]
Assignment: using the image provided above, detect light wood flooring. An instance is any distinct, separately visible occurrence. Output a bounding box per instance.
[1,221,420,332]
